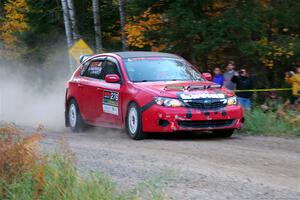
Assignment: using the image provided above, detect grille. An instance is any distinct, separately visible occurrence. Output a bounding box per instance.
[177,119,235,128]
[183,99,226,109]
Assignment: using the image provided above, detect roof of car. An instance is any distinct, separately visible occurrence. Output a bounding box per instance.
[113,51,180,59]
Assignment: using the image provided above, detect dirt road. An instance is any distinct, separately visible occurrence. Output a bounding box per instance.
[41,128,299,200]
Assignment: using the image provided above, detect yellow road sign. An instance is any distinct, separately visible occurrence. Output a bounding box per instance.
[69,39,94,63]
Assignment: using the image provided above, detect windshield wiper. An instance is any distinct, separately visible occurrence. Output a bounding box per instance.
[133,80,149,82]
[133,80,161,82]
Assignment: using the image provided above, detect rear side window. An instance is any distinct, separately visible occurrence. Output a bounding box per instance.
[82,60,104,79]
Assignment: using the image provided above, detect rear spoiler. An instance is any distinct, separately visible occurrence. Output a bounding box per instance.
[79,55,93,63]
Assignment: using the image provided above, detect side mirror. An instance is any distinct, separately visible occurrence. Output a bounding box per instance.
[105,74,120,83]
[202,73,212,81]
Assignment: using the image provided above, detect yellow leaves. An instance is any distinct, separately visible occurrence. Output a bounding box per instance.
[151,44,166,52]
[205,0,233,17]
[125,7,165,51]
[286,51,294,56]
[258,37,268,45]
[259,38,295,69]
[0,124,42,182]
[0,0,29,59]
[259,0,270,8]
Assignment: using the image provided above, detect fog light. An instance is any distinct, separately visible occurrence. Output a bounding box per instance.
[158,119,169,127]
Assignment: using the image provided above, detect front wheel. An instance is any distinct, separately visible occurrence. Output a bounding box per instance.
[213,129,234,138]
[126,103,145,140]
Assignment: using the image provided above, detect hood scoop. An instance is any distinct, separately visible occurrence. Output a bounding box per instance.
[164,84,222,91]
[164,85,185,91]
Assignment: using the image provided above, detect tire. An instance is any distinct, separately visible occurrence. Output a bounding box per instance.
[68,99,86,132]
[213,129,234,138]
[126,102,145,140]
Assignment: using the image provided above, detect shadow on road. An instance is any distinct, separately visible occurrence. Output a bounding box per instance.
[81,126,241,142]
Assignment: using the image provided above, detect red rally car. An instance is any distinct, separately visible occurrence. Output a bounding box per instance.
[65,51,244,139]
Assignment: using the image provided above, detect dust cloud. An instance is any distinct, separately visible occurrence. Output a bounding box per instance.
[0,48,72,131]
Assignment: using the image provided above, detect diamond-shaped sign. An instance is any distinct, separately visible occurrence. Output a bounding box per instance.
[69,39,94,63]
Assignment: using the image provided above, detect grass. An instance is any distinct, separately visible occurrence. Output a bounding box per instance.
[0,125,170,200]
[242,108,300,137]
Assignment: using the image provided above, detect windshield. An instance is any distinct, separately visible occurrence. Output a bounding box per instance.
[123,57,205,82]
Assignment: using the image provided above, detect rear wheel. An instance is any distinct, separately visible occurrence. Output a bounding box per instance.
[213,129,234,138]
[126,103,145,140]
[68,99,86,132]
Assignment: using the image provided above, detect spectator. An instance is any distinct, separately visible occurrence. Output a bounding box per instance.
[223,61,236,90]
[212,67,224,86]
[231,69,254,110]
[285,65,300,104]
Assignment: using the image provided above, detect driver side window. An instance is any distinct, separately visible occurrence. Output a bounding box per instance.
[99,60,120,80]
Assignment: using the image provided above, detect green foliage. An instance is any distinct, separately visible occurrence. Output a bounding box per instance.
[243,108,300,137]
[21,0,63,64]
[0,125,170,200]
[126,0,300,85]
[1,153,120,200]
[0,151,171,200]
[1,0,300,86]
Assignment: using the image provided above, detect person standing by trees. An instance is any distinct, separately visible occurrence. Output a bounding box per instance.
[231,69,254,110]
[223,61,236,90]
[212,67,224,86]
[285,65,300,105]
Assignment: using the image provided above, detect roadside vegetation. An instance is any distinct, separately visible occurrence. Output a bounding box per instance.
[0,125,169,200]
[242,107,300,137]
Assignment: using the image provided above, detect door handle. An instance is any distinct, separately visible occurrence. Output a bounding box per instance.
[78,83,83,88]
[96,88,101,91]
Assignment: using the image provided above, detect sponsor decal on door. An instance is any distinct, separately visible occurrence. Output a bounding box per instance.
[103,90,119,115]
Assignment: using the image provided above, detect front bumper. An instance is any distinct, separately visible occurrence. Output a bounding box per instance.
[141,104,244,132]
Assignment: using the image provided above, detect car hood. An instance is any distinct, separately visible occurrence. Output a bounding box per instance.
[134,81,234,99]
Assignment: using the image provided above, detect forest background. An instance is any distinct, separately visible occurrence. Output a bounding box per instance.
[0,0,299,89]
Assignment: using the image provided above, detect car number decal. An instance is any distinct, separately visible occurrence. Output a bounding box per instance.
[103,90,119,115]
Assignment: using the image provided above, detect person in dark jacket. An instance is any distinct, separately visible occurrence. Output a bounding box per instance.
[231,69,254,110]
[212,67,224,86]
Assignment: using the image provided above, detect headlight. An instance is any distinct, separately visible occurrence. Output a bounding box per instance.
[154,97,183,107]
[227,96,238,106]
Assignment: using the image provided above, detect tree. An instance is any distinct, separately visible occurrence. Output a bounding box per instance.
[67,0,80,41]
[0,0,29,59]
[125,7,164,51]
[118,0,128,51]
[0,0,4,50]
[92,0,103,53]
[60,0,73,48]
[0,0,4,18]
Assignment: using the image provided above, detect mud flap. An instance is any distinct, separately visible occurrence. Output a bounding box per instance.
[65,110,70,127]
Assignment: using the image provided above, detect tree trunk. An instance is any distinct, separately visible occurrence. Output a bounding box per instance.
[118,0,128,51]
[61,0,74,72]
[0,0,4,18]
[0,0,4,50]
[92,0,103,53]
[67,0,80,41]
[60,0,73,48]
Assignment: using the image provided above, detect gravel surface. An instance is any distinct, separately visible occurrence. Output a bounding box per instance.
[40,127,300,200]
